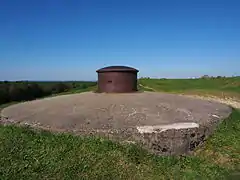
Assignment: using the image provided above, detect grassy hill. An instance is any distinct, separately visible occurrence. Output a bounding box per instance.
[0,77,240,179]
[139,77,240,99]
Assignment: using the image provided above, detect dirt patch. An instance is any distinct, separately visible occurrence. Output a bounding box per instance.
[139,84,240,109]
[183,95,240,109]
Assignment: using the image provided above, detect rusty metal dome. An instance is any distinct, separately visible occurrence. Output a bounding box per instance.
[96,66,139,73]
[96,66,139,93]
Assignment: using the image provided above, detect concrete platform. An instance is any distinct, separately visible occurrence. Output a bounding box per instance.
[1,92,232,155]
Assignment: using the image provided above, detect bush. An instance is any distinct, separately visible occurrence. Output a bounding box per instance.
[0,84,10,104]
[8,84,23,101]
[0,81,96,105]
[52,83,70,94]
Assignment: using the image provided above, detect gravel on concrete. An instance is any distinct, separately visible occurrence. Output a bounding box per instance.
[1,92,231,130]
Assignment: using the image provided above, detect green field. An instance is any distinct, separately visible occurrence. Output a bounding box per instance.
[0,77,240,179]
[139,77,240,99]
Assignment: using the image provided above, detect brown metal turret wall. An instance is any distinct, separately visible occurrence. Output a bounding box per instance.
[97,71,138,93]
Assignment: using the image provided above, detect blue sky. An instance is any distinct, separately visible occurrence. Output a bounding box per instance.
[0,0,239,81]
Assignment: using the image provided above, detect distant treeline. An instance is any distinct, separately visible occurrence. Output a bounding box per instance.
[0,81,96,105]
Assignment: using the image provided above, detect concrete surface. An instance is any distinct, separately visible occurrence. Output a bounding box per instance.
[0,92,232,155]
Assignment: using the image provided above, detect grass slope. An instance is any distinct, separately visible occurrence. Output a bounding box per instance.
[139,77,240,99]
